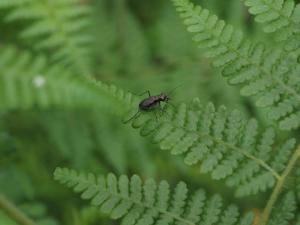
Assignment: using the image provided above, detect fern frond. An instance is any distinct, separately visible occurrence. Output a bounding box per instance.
[54,167,255,225]
[0,0,92,75]
[243,0,300,50]
[0,47,136,112]
[171,0,300,130]
[296,165,300,202]
[129,99,296,196]
[268,191,297,225]
[2,46,296,197]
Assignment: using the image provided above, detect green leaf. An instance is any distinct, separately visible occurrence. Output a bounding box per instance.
[0,47,136,114]
[129,100,293,196]
[54,168,255,225]
[268,191,297,225]
[243,0,300,45]
[0,0,93,75]
[171,0,300,131]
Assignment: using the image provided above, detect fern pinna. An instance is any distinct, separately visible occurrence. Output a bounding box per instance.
[243,0,300,50]
[172,0,300,131]
[127,99,295,197]
[0,0,92,75]
[0,46,136,112]
[54,167,255,225]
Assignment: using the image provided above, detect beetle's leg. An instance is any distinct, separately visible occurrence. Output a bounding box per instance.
[158,102,164,116]
[123,110,140,123]
[161,102,175,119]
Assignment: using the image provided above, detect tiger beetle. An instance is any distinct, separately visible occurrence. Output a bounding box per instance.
[139,91,170,111]
[125,85,182,123]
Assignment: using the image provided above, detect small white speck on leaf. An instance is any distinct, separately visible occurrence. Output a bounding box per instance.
[33,75,46,88]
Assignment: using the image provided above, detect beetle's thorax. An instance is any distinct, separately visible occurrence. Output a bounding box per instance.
[158,93,169,101]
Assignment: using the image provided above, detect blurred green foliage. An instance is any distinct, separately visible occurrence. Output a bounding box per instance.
[0,0,299,225]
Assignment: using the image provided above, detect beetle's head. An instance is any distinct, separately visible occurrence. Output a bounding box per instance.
[160,93,170,102]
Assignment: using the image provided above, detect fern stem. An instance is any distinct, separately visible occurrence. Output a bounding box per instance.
[211,136,281,180]
[129,199,196,225]
[0,194,36,225]
[260,143,300,225]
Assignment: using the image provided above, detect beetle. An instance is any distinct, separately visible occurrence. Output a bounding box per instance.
[139,91,170,111]
[124,91,171,123]
[124,85,182,123]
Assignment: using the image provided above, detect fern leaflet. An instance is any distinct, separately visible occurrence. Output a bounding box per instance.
[243,0,300,51]
[171,0,300,130]
[268,191,297,225]
[0,0,92,75]
[54,167,255,225]
[128,99,296,196]
[0,47,135,113]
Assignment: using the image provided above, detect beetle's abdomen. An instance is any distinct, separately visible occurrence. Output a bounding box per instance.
[139,97,159,111]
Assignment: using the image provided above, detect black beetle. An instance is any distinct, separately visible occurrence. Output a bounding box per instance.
[124,85,182,123]
[139,91,170,111]
[124,91,171,123]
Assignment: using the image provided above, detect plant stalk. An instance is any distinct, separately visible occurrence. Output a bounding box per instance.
[0,194,36,225]
[260,144,300,225]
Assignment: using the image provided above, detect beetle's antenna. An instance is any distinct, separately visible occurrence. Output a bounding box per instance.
[123,111,140,123]
[167,84,184,96]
